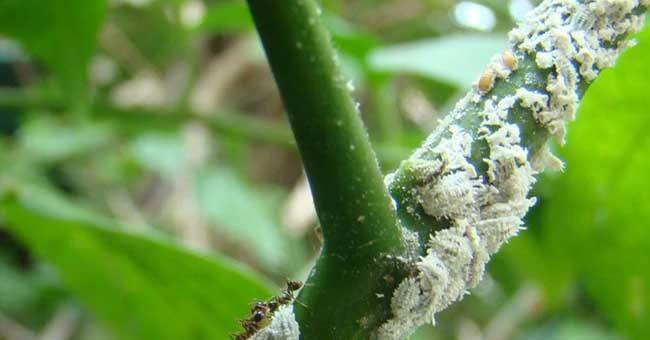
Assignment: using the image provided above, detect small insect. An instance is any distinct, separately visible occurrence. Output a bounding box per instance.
[503,51,518,70]
[276,280,303,304]
[231,302,270,339]
[251,301,268,314]
[267,300,279,313]
[231,280,303,339]
[478,69,496,93]
[287,280,303,292]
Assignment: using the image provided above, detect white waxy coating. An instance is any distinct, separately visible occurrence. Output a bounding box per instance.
[377,1,645,339]
[251,305,300,340]
[249,1,646,339]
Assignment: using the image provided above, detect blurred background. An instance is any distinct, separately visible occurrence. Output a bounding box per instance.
[1,0,649,339]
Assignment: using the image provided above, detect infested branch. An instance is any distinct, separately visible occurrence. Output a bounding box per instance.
[242,0,647,339]
[379,0,647,338]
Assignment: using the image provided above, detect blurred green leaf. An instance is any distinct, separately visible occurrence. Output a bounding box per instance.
[195,167,301,270]
[198,1,254,34]
[532,27,650,338]
[521,319,621,340]
[18,116,113,163]
[0,261,63,323]
[368,34,507,87]
[0,183,274,340]
[323,12,380,61]
[0,0,107,104]
[131,131,185,177]
[112,4,188,69]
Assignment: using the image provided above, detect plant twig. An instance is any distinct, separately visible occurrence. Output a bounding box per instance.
[246,0,411,338]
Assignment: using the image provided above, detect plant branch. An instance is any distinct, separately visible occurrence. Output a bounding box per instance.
[246,0,410,338]
[377,2,648,338]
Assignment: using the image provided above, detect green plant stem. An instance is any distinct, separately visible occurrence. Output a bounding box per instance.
[246,0,409,338]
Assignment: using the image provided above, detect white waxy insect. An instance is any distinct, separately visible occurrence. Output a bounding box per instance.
[377,1,645,339]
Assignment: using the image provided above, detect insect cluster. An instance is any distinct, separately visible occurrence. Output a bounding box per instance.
[378,0,646,339]
[233,280,302,340]
[477,50,520,94]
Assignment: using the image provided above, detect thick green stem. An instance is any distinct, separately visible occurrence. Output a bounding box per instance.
[246,0,408,338]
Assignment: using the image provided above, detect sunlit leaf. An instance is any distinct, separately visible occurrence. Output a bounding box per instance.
[368,34,507,87]
[195,167,304,271]
[131,131,185,177]
[199,1,254,34]
[18,116,113,163]
[522,319,621,340]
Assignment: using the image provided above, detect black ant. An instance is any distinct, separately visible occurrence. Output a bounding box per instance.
[231,280,303,339]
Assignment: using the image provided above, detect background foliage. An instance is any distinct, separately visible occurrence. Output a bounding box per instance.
[0,0,648,339]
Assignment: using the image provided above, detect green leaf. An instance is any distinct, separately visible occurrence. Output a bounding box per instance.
[0,261,64,324]
[323,12,379,61]
[368,34,508,87]
[532,27,650,338]
[522,319,621,340]
[131,131,185,177]
[0,0,107,105]
[18,116,113,163]
[0,183,274,340]
[198,1,254,34]
[112,4,189,68]
[195,167,302,270]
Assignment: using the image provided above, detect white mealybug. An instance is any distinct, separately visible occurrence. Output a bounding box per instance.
[251,305,299,340]
[378,1,645,339]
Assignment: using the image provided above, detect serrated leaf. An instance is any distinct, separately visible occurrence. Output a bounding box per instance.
[0,183,274,340]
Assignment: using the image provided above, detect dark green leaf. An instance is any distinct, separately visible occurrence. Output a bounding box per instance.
[0,183,274,340]
[531,27,650,338]
[0,0,107,105]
